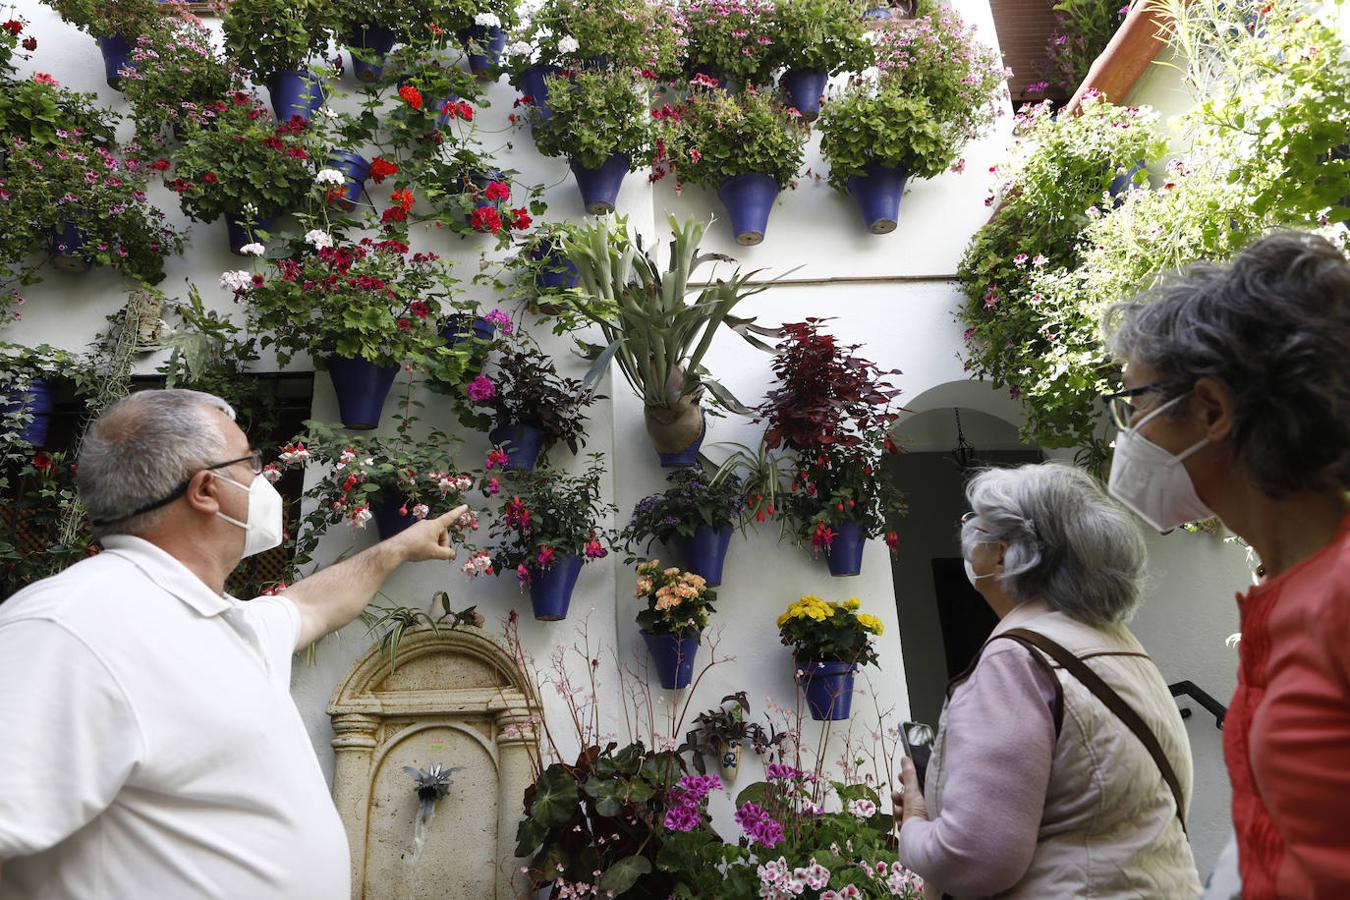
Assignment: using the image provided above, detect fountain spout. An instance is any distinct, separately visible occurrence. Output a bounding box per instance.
[403,763,464,824]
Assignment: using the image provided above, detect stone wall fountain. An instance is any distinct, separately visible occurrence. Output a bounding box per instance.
[328,627,539,900]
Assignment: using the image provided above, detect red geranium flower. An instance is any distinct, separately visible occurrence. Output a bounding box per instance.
[2,19,21,35]
[370,156,398,183]
[391,188,415,211]
[398,84,423,110]
[470,205,502,234]
[202,171,219,184]
[21,36,36,50]
[483,180,510,202]
[510,207,532,230]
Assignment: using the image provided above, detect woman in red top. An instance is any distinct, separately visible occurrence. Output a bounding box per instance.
[1103,231,1350,898]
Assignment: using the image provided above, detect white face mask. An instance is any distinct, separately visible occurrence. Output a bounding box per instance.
[1108,395,1215,533]
[216,472,284,558]
[963,557,996,588]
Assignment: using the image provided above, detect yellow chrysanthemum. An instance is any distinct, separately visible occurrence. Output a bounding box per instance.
[843,597,861,611]
[857,613,883,635]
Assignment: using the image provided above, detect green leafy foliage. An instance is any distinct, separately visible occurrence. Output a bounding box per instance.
[678,0,776,85]
[767,0,874,76]
[40,0,164,38]
[466,338,599,455]
[360,592,483,672]
[621,466,746,557]
[661,86,808,189]
[518,0,684,76]
[777,594,884,667]
[0,75,117,150]
[1038,0,1128,97]
[818,81,943,188]
[119,17,242,143]
[222,0,334,80]
[528,68,655,170]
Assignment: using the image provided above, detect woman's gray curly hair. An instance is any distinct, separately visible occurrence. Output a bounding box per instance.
[961,463,1148,626]
[1103,230,1350,498]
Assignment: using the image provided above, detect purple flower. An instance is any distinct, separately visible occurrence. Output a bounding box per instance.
[678,774,722,801]
[663,803,700,832]
[765,763,802,782]
[734,801,785,848]
[483,308,514,335]
[466,375,496,402]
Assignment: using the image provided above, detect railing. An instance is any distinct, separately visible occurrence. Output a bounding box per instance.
[1169,681,1227,730]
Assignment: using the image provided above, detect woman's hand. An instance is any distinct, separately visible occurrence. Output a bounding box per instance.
[892,756,930,826]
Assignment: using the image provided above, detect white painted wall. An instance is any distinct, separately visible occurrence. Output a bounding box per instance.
[6,0,1251,880]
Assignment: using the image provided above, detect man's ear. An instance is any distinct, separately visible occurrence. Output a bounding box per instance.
[1191,376,1236,443]
[183,470,223,516]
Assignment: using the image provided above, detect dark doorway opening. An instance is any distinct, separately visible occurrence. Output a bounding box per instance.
[930,558,1000,680]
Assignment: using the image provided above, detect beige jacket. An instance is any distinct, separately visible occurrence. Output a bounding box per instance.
[925,605,1203,898]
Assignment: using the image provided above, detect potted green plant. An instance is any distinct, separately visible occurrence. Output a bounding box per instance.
[621,467,745,586]
[680,691,775,782]
[819,8,1006,233]
[39,0,166,88]
[477,454,616,620]
[766,0,874,120]
[462,338,599,471]
[276,415,477,541]
[231,229,470,429]
[518,0,683,77]
[661,88,808,244]
[222,0,334,120]
[0,72,118,155]
[458,2,517,77]
[0,450,90,599]
[417,148,540,249]
[120,16,242,142]
[0,132,185,283]
[565,214,780,465]
[0,343,93,449]
[677,0,776,87]
[167,95,316,253]
[528,67,655,214]
[758,320,905,576]
[634,559,718,689]
[777,594,883,720]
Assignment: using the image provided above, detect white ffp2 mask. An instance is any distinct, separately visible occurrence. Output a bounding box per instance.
[1107,396,1215,532]
[216,472,284,558]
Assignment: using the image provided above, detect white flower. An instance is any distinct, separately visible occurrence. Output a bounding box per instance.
[1031,254,1049,267]
[847,798,877,819]
[352,505,372,529]
[507,40,532,57]
[474,12,501,28]
[557,35,580,54]
[411,503,430,520]
[454,474,474,492]
[304,229,333,250]
[219,270,253,292]
[238,242,265,257]
[314,168,346,186]
[261,464,283,483]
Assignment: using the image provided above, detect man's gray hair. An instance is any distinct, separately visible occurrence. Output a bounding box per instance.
[961,463,1147,626]
[1103,230,1350,498]
[78,389,237,538]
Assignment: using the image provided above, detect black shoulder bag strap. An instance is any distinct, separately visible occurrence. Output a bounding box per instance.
[998,627,1188,835]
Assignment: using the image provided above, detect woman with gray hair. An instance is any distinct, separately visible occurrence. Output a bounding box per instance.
[894,462,1201,897]
[1102,230,1350,896]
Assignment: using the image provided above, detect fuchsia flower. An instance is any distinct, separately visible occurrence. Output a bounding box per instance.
[483,308,514,335]
[485,448,510,470]
[584,538,606,559]
[535,545,556,568]
[466,374,496,402]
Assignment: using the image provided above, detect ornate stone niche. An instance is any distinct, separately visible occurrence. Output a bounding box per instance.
[328,627,539,900]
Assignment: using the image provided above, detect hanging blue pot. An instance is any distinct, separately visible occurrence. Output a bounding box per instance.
[657,408,706,468]
[371,496,418,539]
[846,164,910,235]
[97,33,134,89]
[1108,160,1147,207]
[327,151,370,211]
[225,213,278,255]
[780,69,827,121]
[327,356,398,430]
[347,24,397,82]
[677,524,732,587]
[267,70,327,122]
[3,378,55,447]
[530,555,582,620]
[717,173,779,246]
[50,221,90,273]
[516,64,561,121]
[460,25,506,75]
[441,314,496,345]
[570,153,630,215]
[862,7,892,20]
[797,660,857,720]
[434,92,462,127]
[488,423,546,471]
[529,241,579,290]
[824,519,865,576]
[643,631,702,689]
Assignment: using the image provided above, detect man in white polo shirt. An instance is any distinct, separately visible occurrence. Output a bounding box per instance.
[0,389,469,899]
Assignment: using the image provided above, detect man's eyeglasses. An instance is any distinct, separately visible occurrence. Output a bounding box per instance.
[960,511,988,534]
[1101,383,1166,430]
[208,449,263,477]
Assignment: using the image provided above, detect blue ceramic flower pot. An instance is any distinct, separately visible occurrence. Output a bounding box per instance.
[1108,160,1147,206]
[327,356,398,430]
[657,408,706,468]
[327,151,370,210]
[570,153,630,215]
[347,24,397,82]
[824,519,865,576]
[846,164,910,235]
[780,69,827,121]
[515,64,560,121]
[678,524,732,587]
[643,631,702,689]
[3,378,54,447]
[717,173,779,246]
[460,25,505,75]
[225,213,278,255]
[529,242,579,290]
[50,221,90,273]
[267,70,327,122]
[488,423,545,471]
[797,660,857,720]
[530,555,582,620]
[441,314,496,345]
[97,33,134,89]
[371,497,417,539]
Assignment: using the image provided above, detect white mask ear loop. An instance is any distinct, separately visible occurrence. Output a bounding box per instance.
[1130,394,1210,460]
[213,472,251,529]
